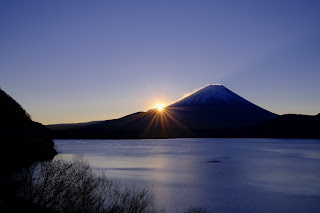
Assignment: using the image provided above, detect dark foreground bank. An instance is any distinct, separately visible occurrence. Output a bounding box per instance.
[0,88,58,212]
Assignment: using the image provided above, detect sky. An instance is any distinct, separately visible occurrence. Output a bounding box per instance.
[1,0,320,124]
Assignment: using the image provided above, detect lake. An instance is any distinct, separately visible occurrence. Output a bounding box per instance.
[54,138,320,213]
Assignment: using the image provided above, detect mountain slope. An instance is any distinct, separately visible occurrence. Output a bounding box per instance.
[168,84,278,128]
[171,84,254,107]
[49,84,279,139]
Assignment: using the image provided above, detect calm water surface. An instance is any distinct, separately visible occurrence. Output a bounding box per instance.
[54,138,320,213]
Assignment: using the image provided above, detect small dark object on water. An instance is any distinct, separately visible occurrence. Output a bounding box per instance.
[205,160,221,163]
[204,156,232,163]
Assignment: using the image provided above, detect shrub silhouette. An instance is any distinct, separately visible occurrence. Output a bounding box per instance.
[18,155,163,213]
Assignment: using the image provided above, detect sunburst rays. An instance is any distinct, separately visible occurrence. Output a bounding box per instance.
[142,106,193,138]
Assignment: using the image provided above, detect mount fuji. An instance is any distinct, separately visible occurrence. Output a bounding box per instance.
[171,84,265,107]
[167,84,277,127]
[49,84,279,138]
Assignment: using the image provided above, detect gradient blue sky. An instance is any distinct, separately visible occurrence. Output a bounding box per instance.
[1,0,319,124]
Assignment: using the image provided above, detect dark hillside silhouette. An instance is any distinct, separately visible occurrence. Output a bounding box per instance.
[0,88,57,212]
[49,85,281,139]
[252,113,320,138]
[48,85,319,139]
[0,88,57,171]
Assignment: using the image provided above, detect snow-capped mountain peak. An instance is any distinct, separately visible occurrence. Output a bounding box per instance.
[170,84,252,107]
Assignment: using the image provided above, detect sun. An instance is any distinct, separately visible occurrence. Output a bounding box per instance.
[155,103,165,111]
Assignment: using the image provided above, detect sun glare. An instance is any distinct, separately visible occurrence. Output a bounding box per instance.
[155,103,165,111]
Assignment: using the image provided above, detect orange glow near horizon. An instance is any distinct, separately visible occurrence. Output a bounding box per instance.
[141,105,193,138]
[155,103,165,111]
